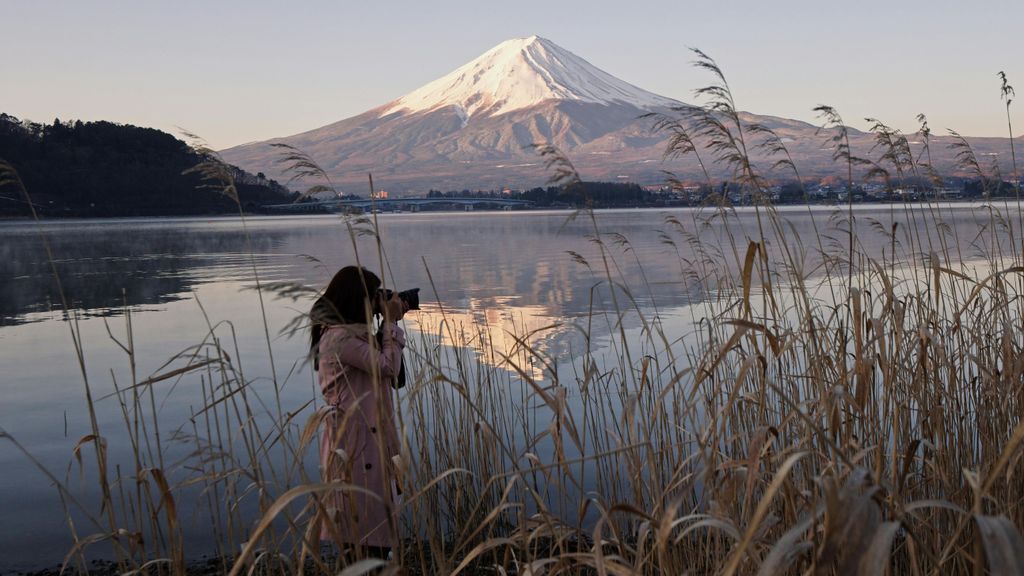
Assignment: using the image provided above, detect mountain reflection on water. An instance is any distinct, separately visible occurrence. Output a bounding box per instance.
[0,211,698,327]
[0,214,676,391]
[0,211,722,384]
[0,204,1009,357]
[408,299,570,381]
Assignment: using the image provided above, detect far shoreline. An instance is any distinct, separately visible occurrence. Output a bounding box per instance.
[2,197,1023,224]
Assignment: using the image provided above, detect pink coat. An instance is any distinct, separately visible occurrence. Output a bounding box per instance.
[318,322,405,547]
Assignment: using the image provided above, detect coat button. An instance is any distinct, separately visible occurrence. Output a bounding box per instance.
[370,426,377,434]
[365,463,372,470]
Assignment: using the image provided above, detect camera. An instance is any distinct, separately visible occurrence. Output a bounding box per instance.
[378,287,421,311]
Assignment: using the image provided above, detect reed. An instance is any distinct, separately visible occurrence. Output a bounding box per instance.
[3,52,1024,576]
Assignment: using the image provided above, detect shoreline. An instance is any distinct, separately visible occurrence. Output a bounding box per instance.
[3,197,1024,224]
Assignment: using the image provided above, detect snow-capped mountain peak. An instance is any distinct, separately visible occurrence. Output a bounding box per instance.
[382,35,677,119]
[221,36,1001,195]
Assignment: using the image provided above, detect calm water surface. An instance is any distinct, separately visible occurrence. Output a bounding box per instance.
[0,206,1009,571]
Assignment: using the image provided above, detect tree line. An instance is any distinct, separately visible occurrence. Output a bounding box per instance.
[0,114,294,217]
[426,181,661,208]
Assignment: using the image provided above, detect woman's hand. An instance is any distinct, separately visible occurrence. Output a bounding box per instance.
[381,292,405,322]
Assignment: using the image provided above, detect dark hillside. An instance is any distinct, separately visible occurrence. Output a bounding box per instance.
[0,114,295,217]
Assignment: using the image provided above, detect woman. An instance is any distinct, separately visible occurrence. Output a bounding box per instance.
[310,265,406,560]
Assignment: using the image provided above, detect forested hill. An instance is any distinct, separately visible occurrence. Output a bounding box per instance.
[0,114,296,217]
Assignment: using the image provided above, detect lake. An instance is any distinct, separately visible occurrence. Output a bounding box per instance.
[0,204,1013,572]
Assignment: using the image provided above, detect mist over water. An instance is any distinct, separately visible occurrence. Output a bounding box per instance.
[0,205,1012,571]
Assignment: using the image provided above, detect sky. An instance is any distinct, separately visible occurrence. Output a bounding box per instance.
[4,0,1022,150]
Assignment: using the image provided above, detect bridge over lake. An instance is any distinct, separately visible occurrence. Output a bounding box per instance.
[262,197,534,213]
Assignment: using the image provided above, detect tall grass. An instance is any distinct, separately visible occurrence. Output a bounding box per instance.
[3,51,1024,576]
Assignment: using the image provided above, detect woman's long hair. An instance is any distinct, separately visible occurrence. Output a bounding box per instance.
[310,266,381,370]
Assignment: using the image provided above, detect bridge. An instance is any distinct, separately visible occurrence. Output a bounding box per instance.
[262,197,534,213]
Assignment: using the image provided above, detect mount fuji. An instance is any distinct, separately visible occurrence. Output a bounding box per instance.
[221,36,1016,194]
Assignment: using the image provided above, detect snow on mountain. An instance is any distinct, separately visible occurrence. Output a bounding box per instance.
[381,35,679,118]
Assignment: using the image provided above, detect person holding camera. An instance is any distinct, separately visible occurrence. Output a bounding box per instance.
[309,265,411,561]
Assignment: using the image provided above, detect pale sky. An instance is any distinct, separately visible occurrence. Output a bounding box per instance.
[4,0,1022,149]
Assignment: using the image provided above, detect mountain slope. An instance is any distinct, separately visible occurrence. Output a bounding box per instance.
[222,37,1020,194]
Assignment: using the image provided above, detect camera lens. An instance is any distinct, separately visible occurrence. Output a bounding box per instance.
[398,288,420,310]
